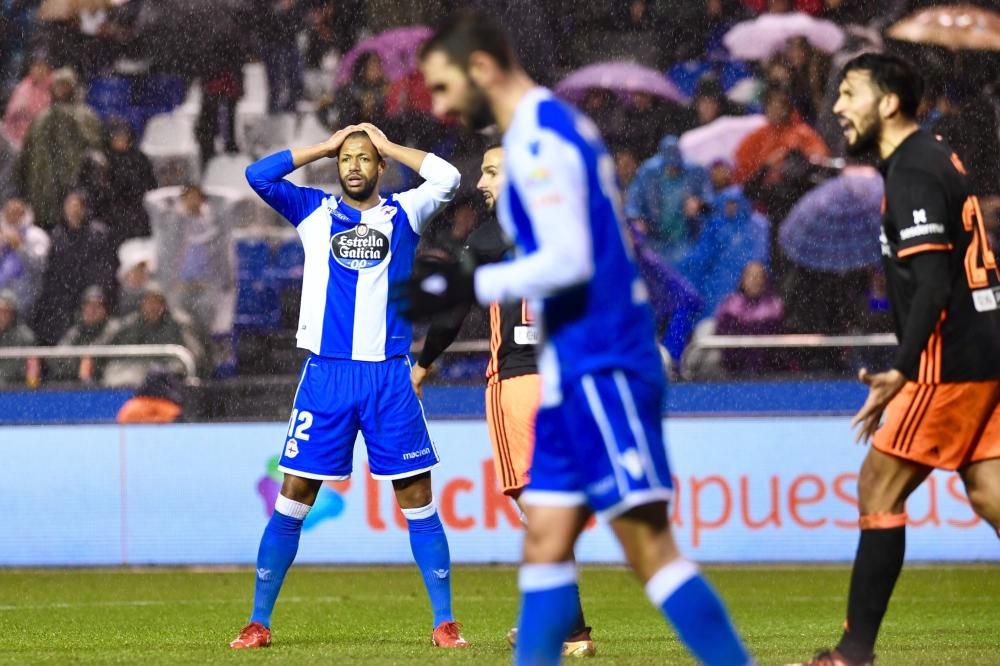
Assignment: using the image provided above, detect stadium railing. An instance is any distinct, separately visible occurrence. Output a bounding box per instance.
[680,333,898,379]
[0,344,199,382]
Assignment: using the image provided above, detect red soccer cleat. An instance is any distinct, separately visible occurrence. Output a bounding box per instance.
[432,620,470,648]
[229,621,271,649]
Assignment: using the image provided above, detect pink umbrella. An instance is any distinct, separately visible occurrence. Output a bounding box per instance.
[555,61,687,104]
[723,11,845,61]
[678,114,768,167]
[336,25,433,87]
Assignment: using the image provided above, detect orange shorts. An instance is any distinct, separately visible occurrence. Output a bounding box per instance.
[485,373,540,495]
[873,380,1000,470]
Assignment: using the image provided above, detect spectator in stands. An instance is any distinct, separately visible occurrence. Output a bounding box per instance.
[691,74,738,129]
[102,119,157,243]
[632,223,704,365]
[0,289,37,387]
[334,52,389,127]
[150,184,232,336]
[196,64,244,165]
[32,190,115,345]
[2,52,51,150]
[14,67,102,229]
[707,158,735,194]
[116,365,185,424]
[625,135,712,264]
[0,197,50,318]
[99,281,203,387]
[609,92,681,159]
[714,260,785,374]
[50,285,116,383]
[672,0,749,63]
[258,0,306,114]
[614,147,639,191]
[303,0,365,68]
[115,237,156,317]
[680,186,770,314]
[733,84,828,187]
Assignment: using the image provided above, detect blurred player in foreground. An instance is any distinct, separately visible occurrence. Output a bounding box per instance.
[793,52,1000,666]
[409,11,752,666]
[411,144,596,657]
[232,123,469,649]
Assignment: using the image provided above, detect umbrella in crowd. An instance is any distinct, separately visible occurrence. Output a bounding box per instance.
[723,11,845,60]
[555,61,686,104]
[678,114,767,167]
[779,168,884,273]
[335,25,433,87]
[887,4,1000,52]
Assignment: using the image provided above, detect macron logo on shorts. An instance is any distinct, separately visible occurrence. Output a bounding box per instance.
[403,447,431,461]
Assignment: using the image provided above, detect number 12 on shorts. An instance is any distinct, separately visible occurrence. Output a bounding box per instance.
[287,409,314,441]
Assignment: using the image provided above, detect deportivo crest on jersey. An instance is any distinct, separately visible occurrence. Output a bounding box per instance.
[331,224,390,270]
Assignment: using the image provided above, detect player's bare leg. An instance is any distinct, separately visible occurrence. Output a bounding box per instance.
[392,472,468,648]
[795,449,932,666]
[610,502,751,665]
[505,494,595,657]
[515,503,591,665]
[959,458,1000,532]
[231,474,321,649]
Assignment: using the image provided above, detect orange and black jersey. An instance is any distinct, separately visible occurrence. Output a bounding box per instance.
[879,130,1000,383]
[418,216,538,383]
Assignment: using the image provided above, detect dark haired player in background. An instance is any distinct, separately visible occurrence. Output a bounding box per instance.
[795,52,1000,666]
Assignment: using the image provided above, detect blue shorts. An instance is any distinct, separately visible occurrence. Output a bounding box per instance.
[278,355,439,480]
[523,369,673,518]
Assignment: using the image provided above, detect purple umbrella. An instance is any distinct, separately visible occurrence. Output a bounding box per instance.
[336,25,433,87]
[555,61,687,104]
[779,168,884,273]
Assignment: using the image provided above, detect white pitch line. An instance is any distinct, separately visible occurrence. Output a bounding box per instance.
[0,593,497,612]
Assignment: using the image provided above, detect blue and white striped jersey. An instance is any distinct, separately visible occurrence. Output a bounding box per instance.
[246,150,460,360]
[475,88,661,402]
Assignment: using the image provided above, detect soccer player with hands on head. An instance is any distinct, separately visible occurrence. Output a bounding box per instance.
[232,121,469,650]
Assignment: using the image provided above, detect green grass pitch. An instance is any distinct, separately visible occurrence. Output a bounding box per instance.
[1,565,997,664]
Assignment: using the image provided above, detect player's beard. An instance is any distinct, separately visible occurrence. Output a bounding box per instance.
[844,111,881,158]
[340,172,378,201]
[463,79,496,131]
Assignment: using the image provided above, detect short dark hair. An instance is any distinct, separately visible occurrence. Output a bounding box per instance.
[483,142,503,153]
[420,9,515,71]
[340,130,383,161]
[840,52,924,119]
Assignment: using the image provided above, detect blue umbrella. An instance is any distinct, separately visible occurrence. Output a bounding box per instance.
[779,170,884,273]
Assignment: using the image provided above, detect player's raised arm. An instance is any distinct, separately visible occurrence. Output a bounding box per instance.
[245,125,358,225]
[473,133,592,305]
[357,123,461,234]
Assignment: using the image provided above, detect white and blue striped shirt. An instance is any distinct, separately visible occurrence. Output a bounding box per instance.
[247,150,460,360]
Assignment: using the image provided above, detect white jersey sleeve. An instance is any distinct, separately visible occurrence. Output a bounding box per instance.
[393,153,461,235]
[474,129,593,305]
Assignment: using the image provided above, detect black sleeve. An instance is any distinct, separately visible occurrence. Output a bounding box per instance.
[887,168,953,259]
[417,301,472,369]
[892,251,952,376]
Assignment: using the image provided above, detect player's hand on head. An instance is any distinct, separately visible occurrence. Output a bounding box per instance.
[325,125,360,157]
[391,255,476,322]
[357,122,390,153]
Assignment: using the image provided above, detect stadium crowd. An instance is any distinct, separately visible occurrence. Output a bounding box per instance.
[0,0,998,388]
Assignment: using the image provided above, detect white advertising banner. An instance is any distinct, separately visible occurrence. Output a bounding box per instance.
[0,419,995,566]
